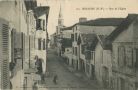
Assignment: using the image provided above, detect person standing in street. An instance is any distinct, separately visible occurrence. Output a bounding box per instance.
[32,82,38,90]
[53,74,58,84]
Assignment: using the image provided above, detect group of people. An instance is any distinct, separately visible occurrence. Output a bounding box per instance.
[33,56,58,90]
[32,74,58,90]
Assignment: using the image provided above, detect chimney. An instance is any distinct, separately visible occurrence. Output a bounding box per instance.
[79,17,87,23]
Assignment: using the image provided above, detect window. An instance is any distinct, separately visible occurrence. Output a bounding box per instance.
[135,49,138,68]
[101,51,103,64]
[15,0,17,6]
[81,45,85,54]
[36,19,42,30]
[73,47,74,54]
[38,38,41,50]
[85,50,91,60]
[71,34,74,41]
[118,46,126,67]
[91,51,95,60]
[41,20,43,30]
[75,33,77,41]
[43,39,45,50]
[75,47,77,56]
[43,20,45,31]
[126,47,133,67]
[73,28,74,32]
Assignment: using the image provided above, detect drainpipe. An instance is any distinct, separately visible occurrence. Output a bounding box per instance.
[29,35,31,68]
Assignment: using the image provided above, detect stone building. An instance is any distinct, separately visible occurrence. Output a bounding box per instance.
[106,14,138,90]
[0,0,50,89]
[72,18,124,71]
[0,0,34,89]
[60,26,73,65]
[34,6,49,74]
[94,35,112,88]
[55,5,65,56]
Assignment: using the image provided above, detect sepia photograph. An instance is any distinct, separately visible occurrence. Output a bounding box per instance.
[0,0,138,90]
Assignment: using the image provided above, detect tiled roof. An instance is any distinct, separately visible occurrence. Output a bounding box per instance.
[61,38,72,47]
[61,26,73,31]
[80,34,98,50]
[77,18,124,26]
[24,0,37,11]
[103,14,138,50]
[81,34,97,43]
[97,35,110,50]
[34,6,50,17]
[106,14,138,41]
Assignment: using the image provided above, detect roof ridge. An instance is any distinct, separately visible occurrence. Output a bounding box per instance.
[106,14,138,42]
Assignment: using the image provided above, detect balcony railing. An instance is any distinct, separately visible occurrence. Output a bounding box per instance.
[112,65,136,77]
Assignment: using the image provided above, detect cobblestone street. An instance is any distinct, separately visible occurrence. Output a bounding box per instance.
[37,49,101,90]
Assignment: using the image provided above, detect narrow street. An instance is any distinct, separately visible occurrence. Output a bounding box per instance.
[38,49,101,90]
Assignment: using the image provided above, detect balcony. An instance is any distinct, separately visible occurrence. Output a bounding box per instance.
[112,64,136,77]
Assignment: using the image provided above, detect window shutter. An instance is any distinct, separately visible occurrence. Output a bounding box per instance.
[38,38,41,50]
[135,49,138,68]
[43,39,45,50]
[43,20,45,31]
[118,46,125,67]
[126,47,133,67]
[41,19,43,30]
[85,50,91,60]
[0,19,10,89]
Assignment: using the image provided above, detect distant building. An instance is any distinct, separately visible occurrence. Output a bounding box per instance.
[50,33,56,48]
[78,33,98,79]
[55,5,65,56]
[72,17,124,71]
[60,26,73,65]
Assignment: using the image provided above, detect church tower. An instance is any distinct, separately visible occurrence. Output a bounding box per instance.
[58,5,64,27]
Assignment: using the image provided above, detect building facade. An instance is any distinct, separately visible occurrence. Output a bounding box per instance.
[106,14,138,90]
[0,0,49,89]
[72,18,124,71]
[34,6,49,75]
[60,26,73,65]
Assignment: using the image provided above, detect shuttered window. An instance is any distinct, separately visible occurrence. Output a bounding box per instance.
[101,51,103,64]
[135,49,138,68]
[75,33,77,41]
[2,24,9,89]
[126,47,133,67]
[75,47,77,56]
[118,46,126,67]
[0,21,10,89]
[71,34,74,41]
[43,20,45,31]
[38,38,41,50]
[81,45,85,54]
[91,51,95,61]
[36,19,42,30]
[40,19,43,30]
[43,39,45,50]
[85,50,91,60]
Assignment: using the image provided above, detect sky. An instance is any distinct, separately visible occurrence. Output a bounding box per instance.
[37,0,138,36]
